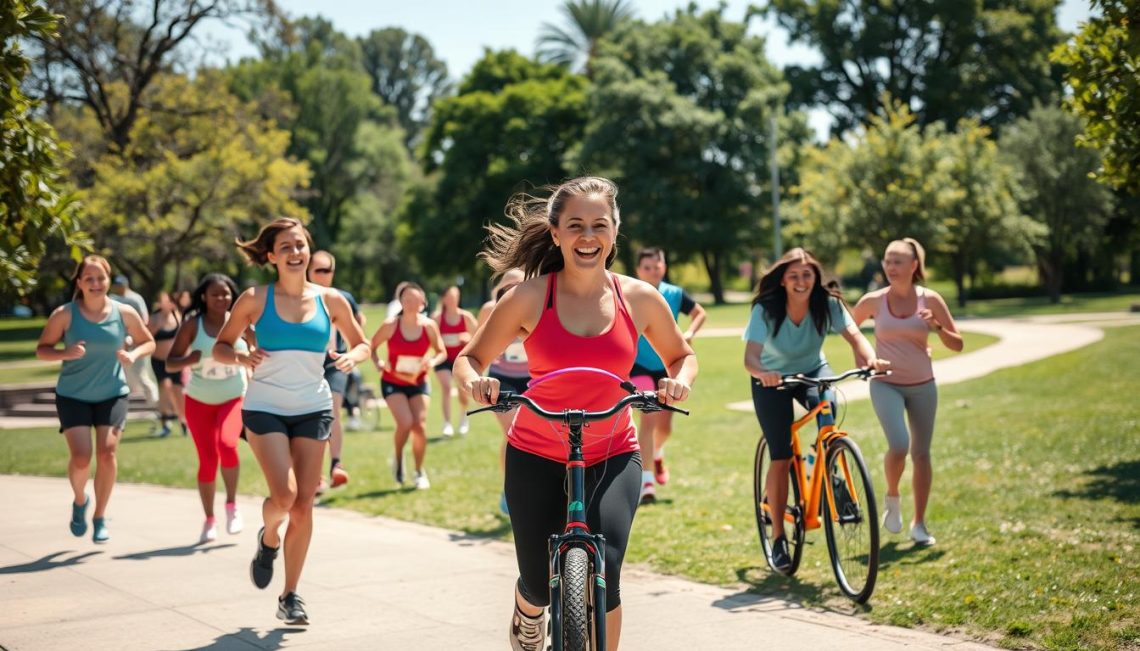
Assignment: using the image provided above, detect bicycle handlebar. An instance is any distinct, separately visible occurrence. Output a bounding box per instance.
[467,390,689,420]
[778,367,890,389]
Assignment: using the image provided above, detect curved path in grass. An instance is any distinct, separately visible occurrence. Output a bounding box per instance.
[723,313,1140,412]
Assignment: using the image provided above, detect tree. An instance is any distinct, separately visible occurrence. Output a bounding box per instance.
[1052,1,1140,194]
[358,27,450,149]
[537,0,634,75]
[764,0,1065,135]
[1,0,88,303]
[1001,104,1114,302]
[574,6,808,303]
[73,71,310,300]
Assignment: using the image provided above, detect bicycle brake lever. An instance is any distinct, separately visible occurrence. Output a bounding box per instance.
[466,404,506,416]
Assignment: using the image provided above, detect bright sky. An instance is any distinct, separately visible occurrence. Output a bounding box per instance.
[205,0,1094,139]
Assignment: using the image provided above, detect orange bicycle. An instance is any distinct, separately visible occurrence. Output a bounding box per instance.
[754,368,885,603]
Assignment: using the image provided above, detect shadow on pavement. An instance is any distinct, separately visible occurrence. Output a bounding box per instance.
[1053,459,1140,528]
[0,550,103,574]
[113,542,236,561]
[164,626,305,651]
[877,541,946,570]
[715,566,868,616]
[448,518,513,543]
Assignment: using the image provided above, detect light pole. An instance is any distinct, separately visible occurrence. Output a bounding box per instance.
[769,112,782,258]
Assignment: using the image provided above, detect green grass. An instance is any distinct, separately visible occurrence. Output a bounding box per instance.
[2,325,1137,649]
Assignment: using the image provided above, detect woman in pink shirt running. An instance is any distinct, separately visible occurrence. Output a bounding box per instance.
[851,238,963,547]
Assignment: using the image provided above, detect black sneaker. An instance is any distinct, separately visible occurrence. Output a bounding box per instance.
[249,526,278,589]
[771,535,793,575]
[277,592,309,625]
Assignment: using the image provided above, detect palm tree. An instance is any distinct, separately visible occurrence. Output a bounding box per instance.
[536,0,635,76]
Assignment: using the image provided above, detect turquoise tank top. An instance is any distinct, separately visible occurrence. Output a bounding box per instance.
[56,301,130,402]
[186,316,248,404]
[243,284,333,415]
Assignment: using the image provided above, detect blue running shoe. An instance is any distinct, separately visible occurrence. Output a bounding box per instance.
[499,492,509,516]
[92,517,110,543]
[70,494,89,537]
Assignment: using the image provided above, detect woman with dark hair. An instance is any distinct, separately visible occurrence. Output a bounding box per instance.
[742,247,889,574]
[212,218,370,624]
[166,274,250,543]
[453,177,697,651]
[149,291,186,437]
[370,282,447,490]
[432,285,477,437]
[36,255,155,543]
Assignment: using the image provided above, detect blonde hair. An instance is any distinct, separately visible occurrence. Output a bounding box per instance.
[887,238,926,284]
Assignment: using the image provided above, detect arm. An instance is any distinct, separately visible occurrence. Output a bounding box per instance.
[460,309,479,344]
[425,320,449,368]
[453,282,539,404]
[840,324,889,372]
[35,306,83,362]
[368,320,396,372]
[213,289,268,371]
[921,291,964,352]
[850,292,876,327]
[637,287,697,405]
[682,302,706,342]
[476,301,494,326]
[325,289,371,371]
[743,341,782,387]
[164,318,200,372]
[118,306,156,365]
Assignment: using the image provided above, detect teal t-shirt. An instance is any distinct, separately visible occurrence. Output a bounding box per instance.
[743,297,853,374]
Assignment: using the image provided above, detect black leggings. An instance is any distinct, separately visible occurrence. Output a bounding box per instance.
[504,445,641,611]
[750,363,835,460]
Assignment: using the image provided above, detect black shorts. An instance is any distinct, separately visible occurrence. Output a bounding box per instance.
[56,394,129,432]
[151,357,184,386]
[630,363,668,387]
[242,409,334,441]
[381,380,430,400]
[323,355,348,396]
[434,358,455,373]
[489,370,531,395]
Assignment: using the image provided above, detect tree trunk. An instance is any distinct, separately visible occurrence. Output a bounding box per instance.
[1131,250,1140,286]
[702,250,725,305]
[1038,253,1063,304]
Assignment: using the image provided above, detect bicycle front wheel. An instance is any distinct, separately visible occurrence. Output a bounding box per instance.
[559,546,591,651]
[822,436,879,603]
[753,438,804,575]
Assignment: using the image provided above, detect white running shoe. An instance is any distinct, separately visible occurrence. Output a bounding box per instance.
[442,422,455,438]
[346,415,363,431]
[910,522,937,546]
[882,495,903,533]
[638,481,657,505]
[414,470,431,490]
[225,504,243,535]
[200,519,218,544]
[458,418,469,435]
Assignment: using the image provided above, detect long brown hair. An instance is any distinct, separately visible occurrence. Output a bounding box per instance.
[752,247,846,337]
[236,217,313,267]
[481,177,621,278]
[70,255,112,301]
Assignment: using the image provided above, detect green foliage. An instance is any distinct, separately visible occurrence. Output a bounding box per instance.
[0,0,88,302]
[537,0,635,73]
[358,27,450,149]
[1001,104,1115,302]
[573,5,807,302]
[764,0,1065,134]
[1052,1,1140,194]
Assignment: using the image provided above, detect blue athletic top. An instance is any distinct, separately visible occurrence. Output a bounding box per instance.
[632,281,693,372]
[743,297,854,375]
[56,301,130,402]
[243,284,333,415]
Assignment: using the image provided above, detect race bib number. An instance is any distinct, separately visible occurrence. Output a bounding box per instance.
[200,357,239,380]
[504,341,528,364]
[441,333,462,348]
[395,355,424,375]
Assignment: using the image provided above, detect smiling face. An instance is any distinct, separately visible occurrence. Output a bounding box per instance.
[781,261,817,302]
[551,194,616,272]
[882,242,918,286]
[267,225,311,276]
[77,262,110,299]
[203,281,235,319]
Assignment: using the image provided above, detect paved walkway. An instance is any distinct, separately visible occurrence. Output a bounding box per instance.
[0,475,993,651]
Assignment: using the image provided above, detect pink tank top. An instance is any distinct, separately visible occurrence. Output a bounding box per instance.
[873,287,934,385]
[508,272,639,464]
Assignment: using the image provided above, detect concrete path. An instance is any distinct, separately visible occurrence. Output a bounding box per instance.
[0,475,993,651]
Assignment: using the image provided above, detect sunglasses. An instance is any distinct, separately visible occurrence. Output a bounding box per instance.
[312,268,334,275]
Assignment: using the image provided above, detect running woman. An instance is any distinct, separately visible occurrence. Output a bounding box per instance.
[433,285,477,437]
[851,238,962,546]
[454,177,697,651]
[213,218,370,625]
[166,274,251,543]
[149,291,186,437]
[36,255,155,543]
[369,283,446,490]
[743,247,889,574]
[476,268,529,515]
[307,250,365,490]
[629,247,706,504]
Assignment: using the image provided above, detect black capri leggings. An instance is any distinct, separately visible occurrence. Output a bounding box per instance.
[750,363,835,460]
[504,445,641,611]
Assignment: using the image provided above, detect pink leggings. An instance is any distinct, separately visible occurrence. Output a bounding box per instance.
[185,395,242,483]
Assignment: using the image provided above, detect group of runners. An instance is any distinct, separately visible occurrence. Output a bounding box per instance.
[35,175,961,648]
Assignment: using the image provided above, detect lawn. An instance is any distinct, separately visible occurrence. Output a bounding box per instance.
[2,322,1137,649]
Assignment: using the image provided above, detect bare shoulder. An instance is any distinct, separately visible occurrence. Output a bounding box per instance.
[616,273,656,299]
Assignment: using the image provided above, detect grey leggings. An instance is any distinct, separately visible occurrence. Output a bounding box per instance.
[869,380,938,457]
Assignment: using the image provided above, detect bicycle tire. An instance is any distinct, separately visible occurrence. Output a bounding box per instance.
[753,438,805,575]
[560,546,591,651]
[822,436,879,603]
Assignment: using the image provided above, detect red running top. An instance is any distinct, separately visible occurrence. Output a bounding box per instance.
[382,319,431,386]
[508,272,639,464]
[438,311,468,362]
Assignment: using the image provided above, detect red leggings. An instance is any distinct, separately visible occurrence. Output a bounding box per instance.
[185,395,242,483]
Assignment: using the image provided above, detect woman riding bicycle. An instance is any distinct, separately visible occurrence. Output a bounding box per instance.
[453,177,698,651]
[743,248,888,574]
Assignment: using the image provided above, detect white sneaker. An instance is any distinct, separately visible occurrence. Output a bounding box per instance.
[442,422,455,438]
[414,470,431,490]
[347,415,363,431]
[199,519,217,543]
[225,504,243,535]
[638,481,656,505]
[910,522,937,546]
[882,495,902,533]
[458,418,469,435]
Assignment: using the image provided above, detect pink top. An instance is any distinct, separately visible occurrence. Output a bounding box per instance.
[873,287,934,386]
[508,273,639,464]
